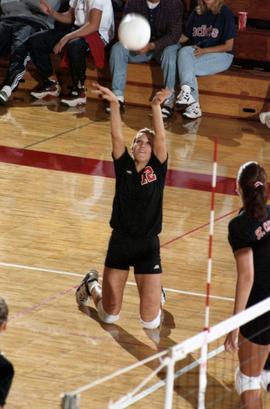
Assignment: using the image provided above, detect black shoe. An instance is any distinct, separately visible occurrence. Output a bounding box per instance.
[31,80,60,99]
[61,86,87,107]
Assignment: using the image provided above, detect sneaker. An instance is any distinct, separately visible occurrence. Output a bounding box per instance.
[31,98,59,107]
[0,85,12,104]
[175,85,195,111]
[265,115,270,129]
[161,287,166,306]
[75,269,99,306]
[31,80,60,99]
[182,102,202,119]
[261,370,270,391]
[259,111,270,125]
[161,92,174,120]
[61,86,87,107]
[104,98,125,114]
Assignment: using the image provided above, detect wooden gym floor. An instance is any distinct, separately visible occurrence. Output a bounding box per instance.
[0,91,270,408]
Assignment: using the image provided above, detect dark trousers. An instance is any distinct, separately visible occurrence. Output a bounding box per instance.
[29,27,89,87]
[0,17,43,90]
[0,354,14,406]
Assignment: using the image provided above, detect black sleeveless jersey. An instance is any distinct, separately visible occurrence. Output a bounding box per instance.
[110,148,168,238]
[228,205,270,292]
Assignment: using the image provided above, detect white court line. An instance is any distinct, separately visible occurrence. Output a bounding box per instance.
[0,262,234,302]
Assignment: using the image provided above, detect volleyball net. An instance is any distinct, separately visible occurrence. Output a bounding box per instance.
[61,297,270,409]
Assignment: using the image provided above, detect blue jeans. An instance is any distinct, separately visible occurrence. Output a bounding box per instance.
[177,46,234,102]
[109,41,181,97]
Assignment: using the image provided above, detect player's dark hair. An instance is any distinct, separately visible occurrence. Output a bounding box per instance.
[0,297,9,325]
[238,162,268,221]
[133,128,155,146]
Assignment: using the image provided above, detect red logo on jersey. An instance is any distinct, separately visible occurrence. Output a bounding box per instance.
[141,166,157,185]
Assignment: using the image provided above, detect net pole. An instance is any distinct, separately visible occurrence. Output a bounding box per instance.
[198,138,218,409]
[164,352,176,409]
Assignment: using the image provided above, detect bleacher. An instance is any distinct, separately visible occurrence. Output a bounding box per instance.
[0,0,269,119]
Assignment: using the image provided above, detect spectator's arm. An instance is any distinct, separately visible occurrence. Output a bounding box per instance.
[62,8,102,39]
[53,8,102,53]
[194,38,234,57]
[39,0,74,23]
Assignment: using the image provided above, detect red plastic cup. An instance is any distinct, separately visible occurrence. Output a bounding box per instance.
[238,11,248,30]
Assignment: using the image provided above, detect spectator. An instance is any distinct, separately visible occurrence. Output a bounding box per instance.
[0,0,61,105]
[29,0,114,107]
[0,297,14,408]
[106,0,183,120]
[175,0,236,119]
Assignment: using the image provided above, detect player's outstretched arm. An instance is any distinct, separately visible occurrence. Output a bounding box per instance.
[151,89,170,163]
[92,83,125,159]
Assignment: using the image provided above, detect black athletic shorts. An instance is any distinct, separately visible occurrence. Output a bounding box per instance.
[105,230,162,274]
[240,289,270,345]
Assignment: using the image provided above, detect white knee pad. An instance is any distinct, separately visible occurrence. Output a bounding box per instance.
[140,309,161,330]
[235,368,261,395]
[97,300,119,324]
[261,370,270,392]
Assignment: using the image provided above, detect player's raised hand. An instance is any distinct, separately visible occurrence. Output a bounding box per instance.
[91,82,119,104]
[151,88,171,106]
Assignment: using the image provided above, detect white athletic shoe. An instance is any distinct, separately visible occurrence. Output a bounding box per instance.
[265,115,270,129]
[161,287,166,306]
[161,92,175,120]
[259,111,270,125]
[61,86,87,107]
[182,102,202,119]
[75,269,99,306]
[175,85,195,111]
[31,80,60,99]
[0,85,12,104]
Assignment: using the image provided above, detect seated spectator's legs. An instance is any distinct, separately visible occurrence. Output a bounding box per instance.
[155,44,180,91]
[110,41,153,102]
[29,28,70,98]
[176,46,233,118]
[0,354,14,407]
[60,38,88,107]
[154,44,181,119]
[0,20,13,57]
[66,38,88,87]
[3,24,39,91]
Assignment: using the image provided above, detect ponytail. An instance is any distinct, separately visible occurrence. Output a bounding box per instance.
[238,162,268,221]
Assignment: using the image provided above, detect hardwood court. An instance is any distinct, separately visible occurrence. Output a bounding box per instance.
[0,93,270,408]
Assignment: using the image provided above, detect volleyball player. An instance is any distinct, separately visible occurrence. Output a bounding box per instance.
[224,162,270,409]
[0,297,14,408]
[75,83,168,330]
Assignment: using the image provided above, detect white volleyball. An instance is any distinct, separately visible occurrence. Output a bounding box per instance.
[118,13,151,51]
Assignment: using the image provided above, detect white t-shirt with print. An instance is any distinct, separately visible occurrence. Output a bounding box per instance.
[69,0,114,44]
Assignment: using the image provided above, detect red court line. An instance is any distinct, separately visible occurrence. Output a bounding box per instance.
[0,145,237,195]
[161,209,238,248]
